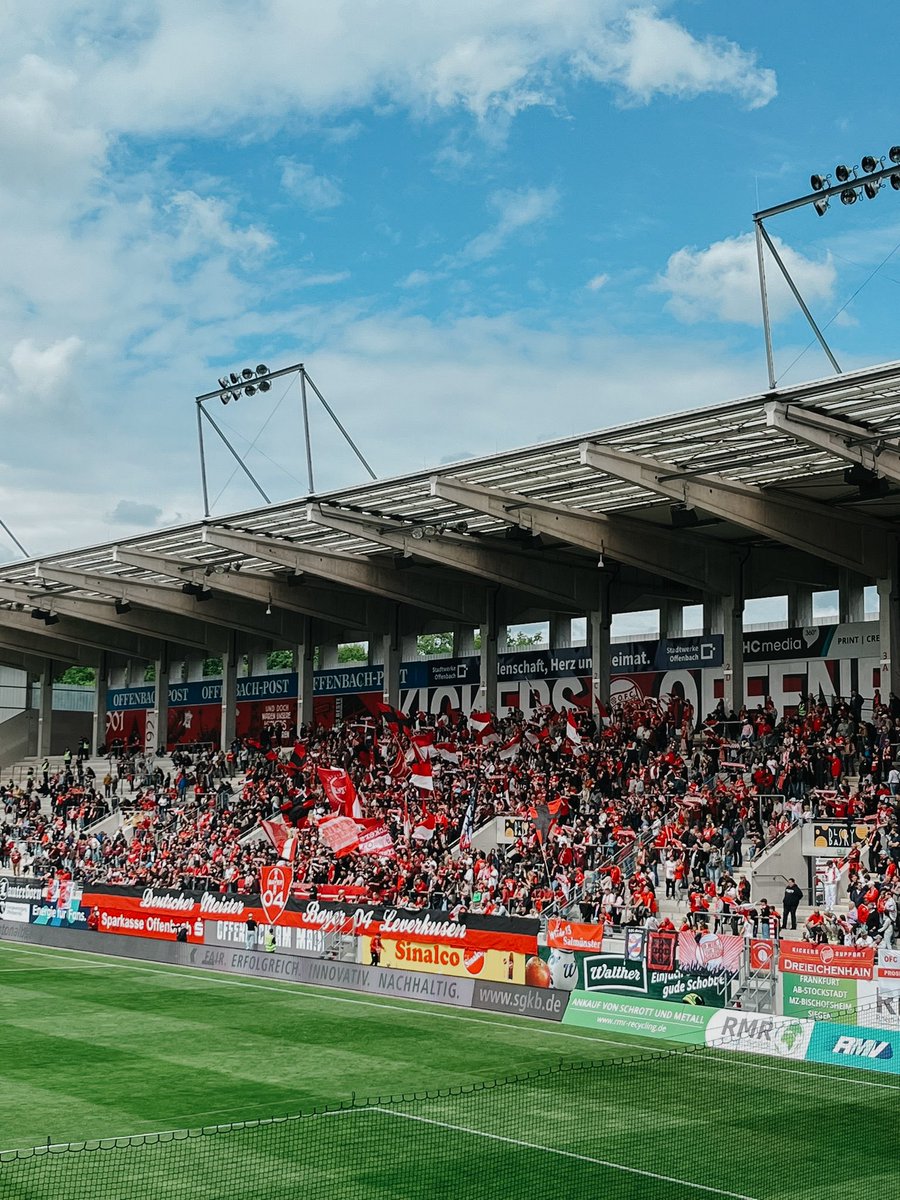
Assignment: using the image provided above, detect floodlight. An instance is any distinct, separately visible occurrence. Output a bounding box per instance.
[256,364,269,375]
[410,527,425,540]
[30,607,49,620]
[115,598,132,614]
[861,155,880,173]
[835,164,852,182]
[244,384,256,396]
[43,612,60,626]
[423,525,438,537]
[813,197,829,216]
[864,180,882,200]
[890,146,900,164]
[229,372,239,384]
[258,379,271,392]
[218,377,229,390]
[810,174,827,191]
[220,393,230,405]
[892,174,900,191]
[242,368,254,380]
[840,188,858,206]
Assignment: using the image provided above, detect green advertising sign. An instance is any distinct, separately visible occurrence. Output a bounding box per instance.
[542,949,735,1008]
[782,973,858,1022]
[562,991,714,1044]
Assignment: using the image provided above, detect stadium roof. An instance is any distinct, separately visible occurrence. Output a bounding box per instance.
[3,358,900,651]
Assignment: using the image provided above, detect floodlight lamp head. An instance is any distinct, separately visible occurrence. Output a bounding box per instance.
[891,174,900,191]
[256,364,269,376]
[229,372,239,385]
[813,197,829,217]
[258,379,271,392]
[864,180,882,200]
[241,368,254,380]
[840,188,859,206]
[244,384,256,396]
[810,174,828,191]
[410,526,425,540]
[423,525,438,537]
[891,146,900,165]
[835,164,853,183]
[218,377,229,390]
[30,607,49,621]
[115,598,132,615]
[220,393,230,405]
[861,155,881,174]
[44,612,60,626]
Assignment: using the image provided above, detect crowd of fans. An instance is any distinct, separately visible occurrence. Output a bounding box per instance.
[1,688,899,943]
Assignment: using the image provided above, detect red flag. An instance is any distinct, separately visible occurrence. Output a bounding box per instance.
[388,746,410,781]
[468,710,492,732]
[318,814,361,857]
[410,731,435,759]
[355,818,396,857]
[259,864,293,925]
[316,766,362,818]
[410,760,435,791]
[528,797,562,846]
[566,710,582,748]
[434,742,460,765]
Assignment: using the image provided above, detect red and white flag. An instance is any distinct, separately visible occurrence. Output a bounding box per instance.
[412,807,437,841]
[259,863,293,925]
[468,710,492,733]
[316,766,363,818]
[356,818,396,857]
[260,816,298,862]
[388,746,410,781]
[410,760,435,791]
[410,731,435,759]
[434,742,459,765]
[499,733,522,761]
[566,710,583,752]
[318,814,362,857]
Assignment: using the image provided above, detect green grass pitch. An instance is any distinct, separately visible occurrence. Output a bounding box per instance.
[0,939,895,1199]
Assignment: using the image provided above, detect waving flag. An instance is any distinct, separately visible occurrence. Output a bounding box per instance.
[260,816,299,862]
[468,710,492,733]
[499,733,522,761]
[388,745,409,781]
[566,710,582,749]
[412,807,437,841]
[316,767,363,818]
[458,793,477,850]
[410,731,435,759]
[434,742,460,765]
[528,797,562,846]
[410,760,435,791]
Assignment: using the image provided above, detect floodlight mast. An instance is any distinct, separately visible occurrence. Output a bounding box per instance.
[194,361,377,518]
[753,151,900,389]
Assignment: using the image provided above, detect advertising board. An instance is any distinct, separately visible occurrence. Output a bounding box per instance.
[806,1021,900,1075]
[705,1011,814,1060]
[562,992,713,1043]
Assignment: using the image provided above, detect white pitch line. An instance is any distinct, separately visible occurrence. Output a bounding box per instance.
[2,940,898,1095]
[365,1107,762,1200]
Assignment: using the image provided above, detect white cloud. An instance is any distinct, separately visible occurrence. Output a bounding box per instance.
[279,159,345,211]
[586,273,609,291]
[576,9,777,110]
[106,499,163,526]
[453,186,559,265]
[6,335,83,405]
[655,233,836,325]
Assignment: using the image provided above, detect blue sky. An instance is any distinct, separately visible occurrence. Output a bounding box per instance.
[2,2,900,561]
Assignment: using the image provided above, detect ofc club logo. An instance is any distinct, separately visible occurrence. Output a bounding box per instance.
[260,865,293,925]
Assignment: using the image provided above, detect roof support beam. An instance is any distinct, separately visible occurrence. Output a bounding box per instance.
[430,476,736,595]
[765,402,900,483]
[307,504,600,609]
[35,564,286,645]
[203,525,486,625]
[0,605,179,660]
[580,442,892,578]
[112,546,387,632]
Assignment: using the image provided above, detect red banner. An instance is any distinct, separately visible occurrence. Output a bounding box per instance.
[260,865,293,925]
[779,942,874,979]
[546,918,604,953]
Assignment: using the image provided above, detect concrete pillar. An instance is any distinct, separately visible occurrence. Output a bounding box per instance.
[589,582,612,719]
[878,552,900,703]
[659,601,684,638]
[787,586,813,628]
[92,655,108,756]
[220,635,238,751]
[37,662,53,757]
[401,633,419,661]
[479,593,499,712]
[185,656,206,682]
[146,653,169,754]
[549,614,572,650]
[297,619,314,730]
[382,607,401,710]
[838,568,866,624]
[249,649,270,677]
[706,594,744,715]
[455,627,477,658]
[109,662,129,689]
[319,642,340,670]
